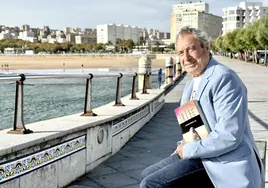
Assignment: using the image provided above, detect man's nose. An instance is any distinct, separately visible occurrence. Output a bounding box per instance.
[183,50,191,61]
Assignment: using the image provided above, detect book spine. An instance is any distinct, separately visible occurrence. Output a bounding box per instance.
[194,100,211,132]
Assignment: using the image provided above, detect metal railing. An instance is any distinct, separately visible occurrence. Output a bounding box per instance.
[0,72,152,134]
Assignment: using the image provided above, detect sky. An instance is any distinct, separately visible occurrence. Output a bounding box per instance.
[0,0,266,32]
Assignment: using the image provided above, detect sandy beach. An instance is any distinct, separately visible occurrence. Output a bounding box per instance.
[0,54,167,70]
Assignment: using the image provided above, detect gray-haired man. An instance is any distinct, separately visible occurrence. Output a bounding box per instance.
[140,26,264,188]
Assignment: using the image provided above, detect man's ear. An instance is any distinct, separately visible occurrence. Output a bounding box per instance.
[205,44,209,51]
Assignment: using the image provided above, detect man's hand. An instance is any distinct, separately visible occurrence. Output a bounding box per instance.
[176,141,187,158]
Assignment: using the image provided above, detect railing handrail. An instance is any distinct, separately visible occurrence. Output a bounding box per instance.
[0,64,181,134]
[0,72,138,82]
[0,76,21,82]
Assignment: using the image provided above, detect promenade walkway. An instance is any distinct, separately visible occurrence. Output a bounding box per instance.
[68,56,268,188]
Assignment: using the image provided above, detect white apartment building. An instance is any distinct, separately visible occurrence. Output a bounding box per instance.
[170,2,222,43]
[97,24,142,44]
[0,31,14,40]
[18,31,37,42]
[222,2,268,35]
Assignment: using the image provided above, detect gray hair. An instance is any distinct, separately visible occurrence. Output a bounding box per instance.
[176,26,210,48]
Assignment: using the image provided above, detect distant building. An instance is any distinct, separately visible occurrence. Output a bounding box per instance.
[21,24,30,31]
[0,30,18,40]
[64,27,73,34]
[222,1,268,35]
[97,24,142,44]
[18,31,37,42]
[84,28,96,34]
[75,35,97,44]
[76,28,82,33]
[170,1,222,43]
[30,28,39,37]
[4,47,24,54]
[66,33,76,44]
[43,26,51,36]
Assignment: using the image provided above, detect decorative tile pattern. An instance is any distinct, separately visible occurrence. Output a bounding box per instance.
[0,135,86,184]
[112,106,149,136]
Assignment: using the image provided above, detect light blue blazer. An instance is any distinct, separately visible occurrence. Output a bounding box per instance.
[181,58,265,188]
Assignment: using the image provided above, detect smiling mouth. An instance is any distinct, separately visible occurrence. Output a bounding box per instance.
[185,62,196,67]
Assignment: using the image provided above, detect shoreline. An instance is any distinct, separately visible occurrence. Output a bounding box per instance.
[0,54,169,70]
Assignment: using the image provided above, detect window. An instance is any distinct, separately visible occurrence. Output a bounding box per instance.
[236,10,240,14]
[228,16,236,21]
[229,10,235,15]
[236,16,240,21]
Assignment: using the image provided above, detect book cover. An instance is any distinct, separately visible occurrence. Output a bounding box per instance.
[174,100,211,142]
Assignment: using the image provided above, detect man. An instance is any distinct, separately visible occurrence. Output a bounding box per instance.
[140,26,264,188]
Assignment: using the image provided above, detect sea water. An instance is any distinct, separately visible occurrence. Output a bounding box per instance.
[0,68,160,130]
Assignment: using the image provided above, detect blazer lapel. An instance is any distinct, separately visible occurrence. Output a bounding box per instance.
[195,58,217,100]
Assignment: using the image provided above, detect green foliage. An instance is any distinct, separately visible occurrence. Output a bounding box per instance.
[169,43,175,50]
[234,28,247,52]
[213,17,268,54]
[245,21,261,51]
[215,36,224,51]
[256,16,268,48]
[115,38,135,51]
[225,29,239,52]
[210,40,217,52]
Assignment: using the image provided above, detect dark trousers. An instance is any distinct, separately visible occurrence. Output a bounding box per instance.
[140,154,214,188]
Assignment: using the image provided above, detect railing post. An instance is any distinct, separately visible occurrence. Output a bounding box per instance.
[142,72,149,94]
[81,73,97,116]
[175,56,182,78]
[165,56,174,84]
[8,74,33,134]
[130,72,139,100]
[138,55,152,90]
[114,73,125,106]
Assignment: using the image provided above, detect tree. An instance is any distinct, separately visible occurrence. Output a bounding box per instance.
[215,36,225,53]
[210,40,217,53]
[256,16,268,65]
[139,36,146,45]
[234,28,248,60]
[155,41,161,47]
[106,41,113,45]
[169,43,175,50]
[124,39,135,50]
[116,38,123,51]
[245,21,261,63]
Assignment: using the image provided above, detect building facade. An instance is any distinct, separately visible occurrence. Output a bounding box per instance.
[222,2,268,35]
[75,35,97,44]
[170,1,222,43]
[97,24,143,44]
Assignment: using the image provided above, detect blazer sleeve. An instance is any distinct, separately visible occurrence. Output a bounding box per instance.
[182,72,248,159]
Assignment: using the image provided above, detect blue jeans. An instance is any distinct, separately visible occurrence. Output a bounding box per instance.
[140,154,213,188]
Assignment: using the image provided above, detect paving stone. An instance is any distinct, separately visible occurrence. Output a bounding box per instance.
[105,158,147,172]
[87,164,118,177]
[70,177,102,187]
[91,172,139,188]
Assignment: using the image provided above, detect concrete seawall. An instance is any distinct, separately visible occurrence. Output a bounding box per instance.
[0,87,168,188]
